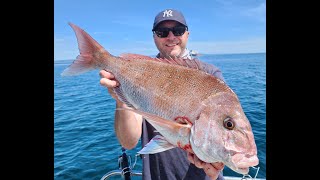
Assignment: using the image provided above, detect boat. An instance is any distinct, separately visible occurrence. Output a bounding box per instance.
[100,148,266,180]
[190,50,199,56]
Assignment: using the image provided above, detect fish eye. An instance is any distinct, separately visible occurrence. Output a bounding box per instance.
[223,117,235,130]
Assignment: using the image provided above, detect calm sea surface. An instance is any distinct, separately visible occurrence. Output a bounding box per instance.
[54,53,266,179]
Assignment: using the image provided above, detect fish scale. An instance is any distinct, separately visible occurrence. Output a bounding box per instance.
[103,56,222,121]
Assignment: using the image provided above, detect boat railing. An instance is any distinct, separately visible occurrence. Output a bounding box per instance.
[100,147,142,180]
[100,148,264,180]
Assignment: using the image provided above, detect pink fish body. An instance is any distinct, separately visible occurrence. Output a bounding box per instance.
[62,23,259,175]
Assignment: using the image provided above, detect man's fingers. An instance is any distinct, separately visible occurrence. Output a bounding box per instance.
[212,162,224,171]
[187,152,194,164]
[193,155,205,168]
[203,163,224,180]
[186,148,194,154]
[187,152,206,168]
[100,78,118,88]
[187,152,224,180]
[203,162,224,180]
[99,70,115,79]
[203,164,218,180]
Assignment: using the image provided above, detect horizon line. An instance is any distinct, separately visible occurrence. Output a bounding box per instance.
[54,52,266,61]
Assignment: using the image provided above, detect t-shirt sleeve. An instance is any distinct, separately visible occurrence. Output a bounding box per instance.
[194,58,226,83]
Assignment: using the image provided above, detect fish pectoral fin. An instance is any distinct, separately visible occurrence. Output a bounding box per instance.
[116,107,191,134]
[116,107,172,126]
[138,135,175,154]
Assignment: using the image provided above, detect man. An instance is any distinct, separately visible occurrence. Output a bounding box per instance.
[100,9,225,180]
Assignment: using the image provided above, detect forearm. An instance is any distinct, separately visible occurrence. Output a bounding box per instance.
[114,101,142,149]
[99,70,142,149]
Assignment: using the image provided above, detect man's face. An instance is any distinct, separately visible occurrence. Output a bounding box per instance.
[153,21,189,59]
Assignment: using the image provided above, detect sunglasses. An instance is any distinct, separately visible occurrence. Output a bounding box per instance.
[153,26,187,38]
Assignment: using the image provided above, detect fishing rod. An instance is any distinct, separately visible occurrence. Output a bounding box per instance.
[120,147,131,180]
[100,147,142,180]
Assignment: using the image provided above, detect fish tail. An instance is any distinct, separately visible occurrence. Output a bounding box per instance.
[61,22,112,76]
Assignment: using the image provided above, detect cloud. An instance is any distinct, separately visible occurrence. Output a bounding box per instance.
[54,36,266,60]
[105,40,157,56]
[108,38,266,56]
[54,32,265,61]
[93,31,112,35]
[54,35,78,60]
[210,1,266,23]
[110,16,150,29]
[243,2,266,23]
[55,38,65,42]
[188,37,266,54]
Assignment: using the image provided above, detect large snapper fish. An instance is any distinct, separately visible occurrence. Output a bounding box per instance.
[61,23,259,174]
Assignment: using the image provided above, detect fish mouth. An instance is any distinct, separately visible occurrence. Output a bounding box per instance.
[230,151,259,169]
[225,149,258,173]
[234,167,250,174]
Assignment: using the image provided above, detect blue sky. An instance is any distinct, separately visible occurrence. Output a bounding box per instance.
[54,0,266,60]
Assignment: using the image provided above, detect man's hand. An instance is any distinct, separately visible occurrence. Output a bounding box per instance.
[100,69,143,149]
[187,151,224,180]
[99,70,121,102]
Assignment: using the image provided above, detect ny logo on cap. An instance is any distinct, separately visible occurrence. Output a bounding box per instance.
[163,10,173,17]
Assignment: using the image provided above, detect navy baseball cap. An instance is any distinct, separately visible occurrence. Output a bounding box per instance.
[152,9,188,30]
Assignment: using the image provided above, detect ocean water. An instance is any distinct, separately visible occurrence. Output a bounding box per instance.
[54,53,266,179]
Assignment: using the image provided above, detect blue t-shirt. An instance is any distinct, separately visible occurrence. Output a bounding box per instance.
[141,50,225,180]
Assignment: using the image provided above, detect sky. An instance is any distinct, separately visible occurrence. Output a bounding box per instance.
[54,0,266,61]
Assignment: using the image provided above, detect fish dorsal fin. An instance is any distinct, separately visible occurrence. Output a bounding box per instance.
[119,53,156,61]
[138,135,175,154]
[155,56,202,70]
[156,56,221,77]
[120,53,203,71]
